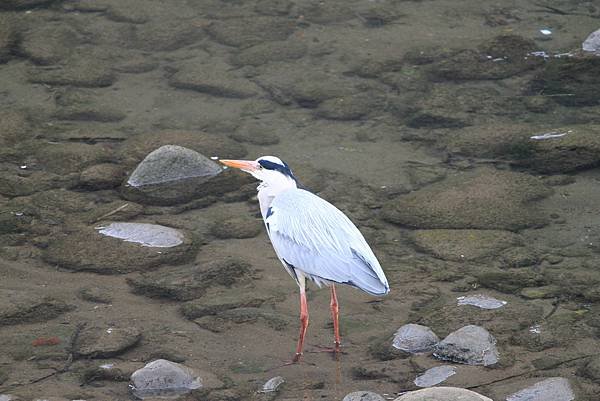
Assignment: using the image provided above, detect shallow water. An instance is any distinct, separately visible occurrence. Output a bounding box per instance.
[1,0,600,400]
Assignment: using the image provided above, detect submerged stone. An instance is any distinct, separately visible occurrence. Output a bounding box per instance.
[433,325,499,366]
[261,376,285,393]
[394,387,492,401]
[456,295,507,310]
[506,377,574,401]
[98,222,185,248]
[414,365,456,387]
[129,359,201,399]
[74,324,141,358]
[392,324,439,353]
[343,391,385,401]
[0,290,73,326]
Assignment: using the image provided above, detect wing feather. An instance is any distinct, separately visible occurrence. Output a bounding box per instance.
[266,189,389,295]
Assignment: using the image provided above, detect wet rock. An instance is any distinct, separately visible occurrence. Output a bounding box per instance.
[506,377,574,401]
[499,246,539,268]
[412,229,522,261]
[129,359,202,399]
[132,19,204,51]
[392,324,439,353]
[394,387,492,401]
[98,222,185,248]
[0,110,32,146]
[78,286,113,304]
[79,163,125,190]
[520,285,561,299]
[0,15,16,63]
[530,56,600,107]
[119,130,247,165]
[256,64,358,107]
[169,59,261,98]
[193,307,287,332]
[414,365,456,387]
[261,376,285,393]
[433,325,499,366]
[74,324,141,358]
[230,39,307,67]
[446,124,600,173]
[35,142,113,174]
[580,355,600,381]
[180,291,276,320]
[383,168,551,231]
[583,28,600,54]
[20,23,79,65]
[28,52,116,87]
[230,120,281,145]
[427,35,542,81]
[122,145,240,206]
[315,92,386,120]
[44,225,196,274]
[457,295,506,310]
[211,216,262,239]
[127,257,253,301]
[205,16,295,48]
[343,391,385,401]
[0,289,73,326]
[477,268,545,294]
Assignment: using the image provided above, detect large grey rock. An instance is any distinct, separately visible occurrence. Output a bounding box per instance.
[122,145,226,205]
[414,365,456,388]
[343,391,385,401]
[129,359,201,399]
[506,377,574,401]
[394,387,492,401]
[583,28,600,54]
[392,324,439,353]
[98,222,185,248]
[74,324,141,358]
[433,325,499,366]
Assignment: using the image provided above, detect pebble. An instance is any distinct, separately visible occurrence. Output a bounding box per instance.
[583,28,600,54]
[261,376,285,393]
[342,391,385,401]
[456,294,507,309]
[414,365,456,387]
[433,325,499,366]
[506,377,574,401]
[129,359,202,399]
[392,324,440,353]
[98,222,185,248]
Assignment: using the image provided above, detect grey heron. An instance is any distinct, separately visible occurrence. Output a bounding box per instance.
[220,156,389,363]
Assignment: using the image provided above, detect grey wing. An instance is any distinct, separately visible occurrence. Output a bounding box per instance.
[266,189,389,296]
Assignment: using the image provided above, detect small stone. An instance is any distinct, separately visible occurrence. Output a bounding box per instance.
[414,365,456,387]
[456,294,507,310]
[506,377,574,401]
[98,222,185,248]
[433,325,499,366]
[392,324,439,353]
[342,391,385,401]
[78,286,113,304]
[129,359,202,399]
[261,376,285,393]
[394,387,492,401]
[74,324,141,358]
[583,28,600,54]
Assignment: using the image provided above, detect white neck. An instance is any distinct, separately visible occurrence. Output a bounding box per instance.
[257,177,297,218]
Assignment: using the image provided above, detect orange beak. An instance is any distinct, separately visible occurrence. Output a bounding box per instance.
[219,159,259,172]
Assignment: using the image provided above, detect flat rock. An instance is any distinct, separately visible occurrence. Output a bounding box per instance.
[506,377,574,401]
[78,163,125,190]
[383,168,551,231]
[433,325,499,366]
[414,365,456,387]
[343,391,385,401]
[35,142,113,174]
[130,359,201,399]
[205,16,295,48]
[392,324,439,353]
[457,295,506,310]
[169,60,261,98]
[193,307,287,333]
[43,225,196,274]
[412,229,522,261]
[28,52,116,87]
[180,291,276,320]
[98,222,185,248]
[127,257,253,300]
[122,145,243,206]
[74,324,141,358]
[394,387,492,401]
[0,289,73,326]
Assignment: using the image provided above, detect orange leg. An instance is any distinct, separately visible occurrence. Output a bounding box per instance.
[330,285,341,349]
[292,287,309,363]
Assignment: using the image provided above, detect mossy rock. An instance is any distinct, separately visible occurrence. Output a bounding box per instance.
[383,168,551,231]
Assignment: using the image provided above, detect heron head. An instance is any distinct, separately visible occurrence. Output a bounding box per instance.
[219,156,298,186]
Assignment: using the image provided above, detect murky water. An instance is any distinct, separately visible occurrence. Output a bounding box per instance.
[1,0,600,400]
